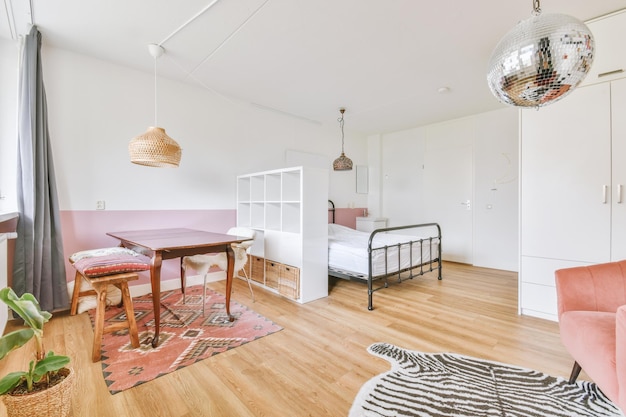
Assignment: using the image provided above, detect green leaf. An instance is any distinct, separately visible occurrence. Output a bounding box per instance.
[32,354,70,381]
[0,328,34,360]
[0,371,27,395]
[0,288,51,333]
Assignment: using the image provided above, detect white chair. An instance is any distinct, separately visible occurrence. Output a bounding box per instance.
[182,227,255,315]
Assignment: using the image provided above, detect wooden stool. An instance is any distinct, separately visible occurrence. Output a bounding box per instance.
[70,270,140,362]
[68,247,150,362]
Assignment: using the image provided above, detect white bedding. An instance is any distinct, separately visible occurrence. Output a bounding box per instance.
[328,223,440,278]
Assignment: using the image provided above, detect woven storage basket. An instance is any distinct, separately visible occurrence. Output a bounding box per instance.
[129,126,182,167]
[278,264,300,300]
[3,367,75,417]
[265,261,280,290]
[251,256,265,283]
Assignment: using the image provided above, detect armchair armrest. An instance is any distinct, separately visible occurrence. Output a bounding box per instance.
[555,260,626,318]
[617,305,626,410]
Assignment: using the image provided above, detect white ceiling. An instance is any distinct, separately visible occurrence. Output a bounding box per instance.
[2,0,625,134]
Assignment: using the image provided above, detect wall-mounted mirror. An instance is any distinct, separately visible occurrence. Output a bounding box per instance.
[356,165,368,194]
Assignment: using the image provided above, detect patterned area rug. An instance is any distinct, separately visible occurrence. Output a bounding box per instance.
[88,285,282,394]
[350,343,624,417]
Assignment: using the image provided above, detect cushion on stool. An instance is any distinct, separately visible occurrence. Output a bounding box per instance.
[70,247,151,278]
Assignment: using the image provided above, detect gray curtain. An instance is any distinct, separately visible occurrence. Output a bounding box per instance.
[13,26,68,311]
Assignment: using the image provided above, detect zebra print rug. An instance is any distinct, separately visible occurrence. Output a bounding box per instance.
[350,343,624,417]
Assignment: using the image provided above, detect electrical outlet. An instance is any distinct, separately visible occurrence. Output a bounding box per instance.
[96,200,105,210]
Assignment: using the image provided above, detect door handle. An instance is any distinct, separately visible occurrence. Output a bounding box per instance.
[603,185,608,204]
[618,184,623,204]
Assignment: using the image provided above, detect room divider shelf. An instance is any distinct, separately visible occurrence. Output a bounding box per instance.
[236,166,328,303]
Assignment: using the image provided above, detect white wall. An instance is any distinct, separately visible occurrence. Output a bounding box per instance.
[373,107,519,271]
[0,41,368,213]
[366,134,383,217]
[1,39,518,271]
[0,38,18,214]
[379,127,426,226]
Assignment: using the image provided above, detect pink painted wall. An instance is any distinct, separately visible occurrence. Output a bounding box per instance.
[61,207,366,287]
[60,210,235,285]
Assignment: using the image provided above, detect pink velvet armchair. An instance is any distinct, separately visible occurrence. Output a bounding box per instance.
[555,260,626,411]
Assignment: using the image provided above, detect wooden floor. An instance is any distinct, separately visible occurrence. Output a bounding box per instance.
[0,262,582,417]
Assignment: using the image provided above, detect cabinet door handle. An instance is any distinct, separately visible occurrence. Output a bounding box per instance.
[618,184,623,204]
[598,69,624,78]
[603,185,608,204]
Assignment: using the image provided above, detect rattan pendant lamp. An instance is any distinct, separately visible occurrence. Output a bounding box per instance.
[332,108,353,171]
[129,44,182,167]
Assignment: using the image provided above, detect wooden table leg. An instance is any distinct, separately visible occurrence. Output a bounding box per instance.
[150,252,163,348]
[180,258,186,301]
[225,245,235,322]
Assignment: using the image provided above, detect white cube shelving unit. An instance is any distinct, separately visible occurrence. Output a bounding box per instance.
[237,166,329,303]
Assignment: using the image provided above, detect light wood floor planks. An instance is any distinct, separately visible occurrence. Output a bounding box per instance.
[0,262,583,416]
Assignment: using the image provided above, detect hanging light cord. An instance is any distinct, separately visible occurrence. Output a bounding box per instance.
[532,0,541,15]
[338,109,345,153]
[153,56,158,127]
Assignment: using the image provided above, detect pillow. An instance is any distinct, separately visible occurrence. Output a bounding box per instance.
[328,223,357,235]
[70,247,151,278]
[69,247,145,263]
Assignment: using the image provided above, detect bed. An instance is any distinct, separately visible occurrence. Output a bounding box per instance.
[328,222,442,310]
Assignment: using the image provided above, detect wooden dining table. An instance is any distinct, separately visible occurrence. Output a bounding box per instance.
[106,228,252,347]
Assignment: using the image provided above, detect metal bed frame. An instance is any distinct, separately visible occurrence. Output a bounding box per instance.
[328,222,442,310]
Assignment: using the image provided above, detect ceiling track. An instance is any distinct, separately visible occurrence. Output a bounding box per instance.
[187,0,271,75]
[3,0,17,39]
[158,0,221,47]
[155,0,271,83]
[4,0,33,39]
[153,0,316,126]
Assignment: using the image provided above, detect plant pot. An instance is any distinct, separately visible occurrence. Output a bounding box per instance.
[2,367,75,417]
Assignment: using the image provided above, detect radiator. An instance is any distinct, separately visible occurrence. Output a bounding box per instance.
[0,234,8,334]
[0,213,18,335]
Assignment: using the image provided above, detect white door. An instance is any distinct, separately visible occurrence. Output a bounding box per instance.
[422,120,474,264]
[521,83,611,263]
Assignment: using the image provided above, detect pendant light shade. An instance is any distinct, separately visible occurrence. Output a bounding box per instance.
[129,127,182,167]
[487,0,594,108]
[332,108,353,171]
[129,44,182,167]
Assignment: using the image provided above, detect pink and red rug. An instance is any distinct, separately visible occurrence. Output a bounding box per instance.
[88,285,282,394]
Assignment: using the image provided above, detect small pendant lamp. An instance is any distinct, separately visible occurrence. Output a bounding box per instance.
[486,0,594,108]
[332,108,353,171]
[129,44,182,167]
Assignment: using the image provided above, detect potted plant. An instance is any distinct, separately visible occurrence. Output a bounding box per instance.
[0,287,74,417]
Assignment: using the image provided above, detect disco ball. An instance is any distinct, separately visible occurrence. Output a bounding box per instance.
[487,12,594,108]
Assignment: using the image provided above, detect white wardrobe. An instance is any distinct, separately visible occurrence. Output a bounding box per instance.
[519,78,626,320]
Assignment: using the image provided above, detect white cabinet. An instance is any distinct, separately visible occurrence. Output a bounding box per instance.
[581,10,626,87]
[355,217,387,233]
[519,79,626,320]
[237,166,328,303]
[610,78,626,259]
